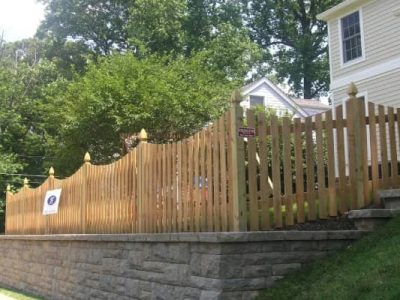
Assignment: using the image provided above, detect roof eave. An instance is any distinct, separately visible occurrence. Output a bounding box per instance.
[317,0,374,21]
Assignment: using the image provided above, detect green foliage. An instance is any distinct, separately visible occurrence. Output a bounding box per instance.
[257,216,400,300]
[37,0,134,55]
[245,0,341,98]
[126,0,262,79]
[0,38,70,196]
[128,0,187,56]
[51,53,239,175]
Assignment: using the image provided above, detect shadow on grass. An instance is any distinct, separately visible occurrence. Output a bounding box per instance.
[257,216,400,300]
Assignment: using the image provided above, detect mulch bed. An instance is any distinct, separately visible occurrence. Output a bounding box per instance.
[282,217,356,231]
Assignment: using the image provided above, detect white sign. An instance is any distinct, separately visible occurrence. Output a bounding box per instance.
[43,189,62,215]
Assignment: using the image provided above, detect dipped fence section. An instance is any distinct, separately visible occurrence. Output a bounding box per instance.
[5,83,400,234]
[242,86,400,229]
[6,109,237,234]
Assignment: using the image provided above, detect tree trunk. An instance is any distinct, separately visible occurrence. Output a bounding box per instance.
[303,76,312,99]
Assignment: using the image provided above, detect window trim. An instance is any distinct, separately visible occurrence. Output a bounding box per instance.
[338,8,366,69]
[249,95,265,107]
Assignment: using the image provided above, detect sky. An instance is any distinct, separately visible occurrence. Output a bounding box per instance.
[0,0,45,42]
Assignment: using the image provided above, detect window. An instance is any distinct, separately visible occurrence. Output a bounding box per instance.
[341,11,363,63]
[249,95,264,107]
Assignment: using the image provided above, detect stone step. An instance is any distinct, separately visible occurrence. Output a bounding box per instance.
[348,209,400,230]
[378,189,400,209]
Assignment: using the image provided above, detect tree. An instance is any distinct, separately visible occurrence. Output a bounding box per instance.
[0,39,68,181]
[37,0,134,55]
[245,0,341,98]
[127,0,187,56]
[126,0,261,80]
[0,148,23,232]
[50,53,241,175]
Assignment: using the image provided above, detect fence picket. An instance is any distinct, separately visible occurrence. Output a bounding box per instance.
[212,122,221,231]
[206,128,214,231]
[282,117,293,226]
[335,105,347,212]
[219,116,228,231]
[199,130,207,231]
[388,107,398,187]
[294,118,305,223]
[258,112,271,229]
[271,115,282,228]
[346,100,358,209]
[247,109,259,230]
[194,133,201,232]
[315,113,327,219]
[305,116,316,220]
[325,110,337,217]
[379,105,389,188]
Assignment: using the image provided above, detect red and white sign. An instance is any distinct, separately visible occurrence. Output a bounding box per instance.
[238,127,256,138]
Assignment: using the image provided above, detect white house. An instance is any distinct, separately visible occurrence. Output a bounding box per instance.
[241,77,330,117]
[317,0,400,107]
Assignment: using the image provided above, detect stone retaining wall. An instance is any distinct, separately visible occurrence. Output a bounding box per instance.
[0,231,366,300]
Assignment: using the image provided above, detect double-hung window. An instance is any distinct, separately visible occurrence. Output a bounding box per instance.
[341,11,363,64]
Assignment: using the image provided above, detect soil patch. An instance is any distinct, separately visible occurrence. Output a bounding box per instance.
[282,217,356,231]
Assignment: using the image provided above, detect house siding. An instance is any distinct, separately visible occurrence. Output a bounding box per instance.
[332,68,400,107]
[242,83,299,116]
[332,69,400,165]
[329,0,400,82]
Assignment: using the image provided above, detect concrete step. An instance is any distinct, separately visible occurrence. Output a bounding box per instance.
[378,189,400,209]
[348,209,400,230]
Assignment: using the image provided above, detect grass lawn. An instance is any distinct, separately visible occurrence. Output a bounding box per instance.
[257,216,400,300]
[0,287,42,300]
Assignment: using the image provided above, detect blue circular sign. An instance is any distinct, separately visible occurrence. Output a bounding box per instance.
[47,195,57,206]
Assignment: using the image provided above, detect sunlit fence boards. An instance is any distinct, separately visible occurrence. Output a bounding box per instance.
[6,83,400,234]
[6,109,235,234]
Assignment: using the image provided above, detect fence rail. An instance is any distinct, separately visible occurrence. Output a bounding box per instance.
[6,83,400,234]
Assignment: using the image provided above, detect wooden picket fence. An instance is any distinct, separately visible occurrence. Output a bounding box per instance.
[5,83,400,234]
[6,107,239,234]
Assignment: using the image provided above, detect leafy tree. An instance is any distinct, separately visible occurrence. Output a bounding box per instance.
[127,0,249,56]
[0,39,68,180]
[0,148,23,232]
[37,0,134,55]
[245,0,341,98]
[184,0,245,53]
[127,0,261,80]
[51,53,240,175]
[128,0,187,56]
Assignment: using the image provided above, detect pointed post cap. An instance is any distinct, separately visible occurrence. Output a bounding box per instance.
[49,166,55,177]
[23,178,29,187]
[6,184,11,192]
[230,89,242,105]
[347,82,358,99]
[84,152,91,163]
[138,129,148,143]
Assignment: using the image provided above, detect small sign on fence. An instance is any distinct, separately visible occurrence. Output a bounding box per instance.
[238,127,256,138]
[43,189,62,215]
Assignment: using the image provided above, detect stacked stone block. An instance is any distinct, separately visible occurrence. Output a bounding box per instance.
[0,231,365,300]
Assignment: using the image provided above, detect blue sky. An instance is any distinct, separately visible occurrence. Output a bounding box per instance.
[0,0,45,42]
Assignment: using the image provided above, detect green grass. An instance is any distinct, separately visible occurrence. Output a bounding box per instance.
[0,287,42,300]
[257,216,400,300]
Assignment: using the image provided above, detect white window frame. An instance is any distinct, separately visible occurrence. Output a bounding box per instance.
[338,8,366,69]
[249,95,265,107]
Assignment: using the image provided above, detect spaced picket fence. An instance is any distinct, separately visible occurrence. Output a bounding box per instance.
[5,83,400,234]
